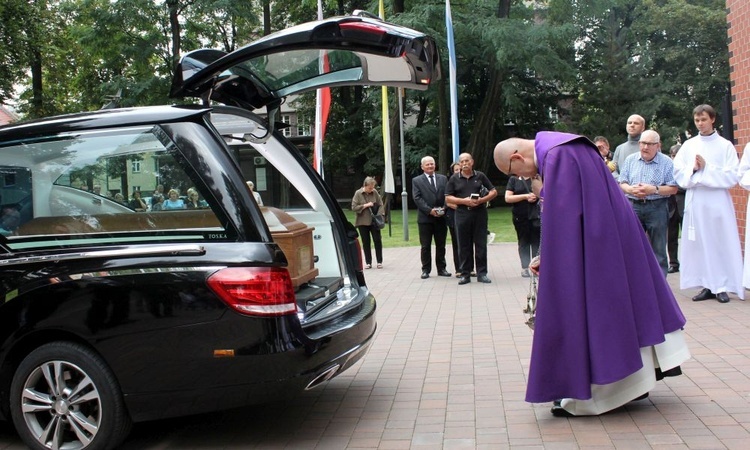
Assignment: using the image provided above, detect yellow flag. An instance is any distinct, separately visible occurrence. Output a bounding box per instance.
[379,0,395,193]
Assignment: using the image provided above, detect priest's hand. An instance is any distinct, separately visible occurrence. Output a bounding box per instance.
[529,255,540,275]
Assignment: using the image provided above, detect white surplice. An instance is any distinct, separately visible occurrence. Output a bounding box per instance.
[737,143,750,289]
[673,132,743,299]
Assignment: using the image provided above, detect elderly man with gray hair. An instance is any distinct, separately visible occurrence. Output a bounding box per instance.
[618,129,678,276]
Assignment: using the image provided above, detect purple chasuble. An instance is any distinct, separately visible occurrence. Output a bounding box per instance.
[525,131,687,403]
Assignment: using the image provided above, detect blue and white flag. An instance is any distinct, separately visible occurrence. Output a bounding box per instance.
[446,0,460,162]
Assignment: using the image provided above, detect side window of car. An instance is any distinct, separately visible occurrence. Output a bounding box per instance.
[209,110,315,210]
[0,126,227,251]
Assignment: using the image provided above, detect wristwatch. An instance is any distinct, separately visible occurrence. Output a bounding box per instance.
[655,185,660,195]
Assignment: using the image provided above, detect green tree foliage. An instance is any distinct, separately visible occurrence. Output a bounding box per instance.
[0,0,34,103]
[568,0,728,147]
[5,0,263,118]
[0,0,731,180]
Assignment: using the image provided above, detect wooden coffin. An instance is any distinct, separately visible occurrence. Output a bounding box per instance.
[261,207,319,289]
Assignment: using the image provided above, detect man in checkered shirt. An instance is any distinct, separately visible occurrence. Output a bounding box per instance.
[618,129,679,276]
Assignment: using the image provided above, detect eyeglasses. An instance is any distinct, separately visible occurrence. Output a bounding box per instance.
[508,150,518,175]
[639,141,659,147]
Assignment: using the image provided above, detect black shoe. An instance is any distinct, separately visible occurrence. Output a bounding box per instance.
[550,403,574,417]
[421,271,430,279]
[716,292,730,303]
[477,275,492,283]
[632,392,649,402]
[667,266,679,273]
[692,288,716,301]
[458,276,471,285]
[437,270,452,277]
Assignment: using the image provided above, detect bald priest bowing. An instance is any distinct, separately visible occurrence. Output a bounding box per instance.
[493,132,690,417]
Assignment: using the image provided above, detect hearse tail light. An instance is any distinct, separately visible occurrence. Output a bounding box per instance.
[208,267,297,316]
[339,22,387,37]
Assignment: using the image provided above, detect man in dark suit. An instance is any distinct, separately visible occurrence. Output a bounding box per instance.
[412,156,451,279]
[667,144,685,273]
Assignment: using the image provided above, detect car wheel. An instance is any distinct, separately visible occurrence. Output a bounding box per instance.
[10,342,132,450]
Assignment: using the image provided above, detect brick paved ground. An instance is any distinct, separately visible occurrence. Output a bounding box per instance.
[1,242,749,449]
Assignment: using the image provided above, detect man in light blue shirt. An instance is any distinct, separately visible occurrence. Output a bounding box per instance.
[619,129,679,276]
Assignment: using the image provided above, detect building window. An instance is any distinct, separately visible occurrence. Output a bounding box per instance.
[131,160,141,173]
[297,117,311,136]
[281,115,292,137]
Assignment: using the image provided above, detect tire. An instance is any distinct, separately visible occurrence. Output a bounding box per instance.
[9,342,132,450]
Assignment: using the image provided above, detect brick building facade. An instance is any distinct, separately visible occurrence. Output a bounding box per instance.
[727,0,750,241]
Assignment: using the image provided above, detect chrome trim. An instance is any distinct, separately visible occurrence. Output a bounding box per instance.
[0,244,206,266]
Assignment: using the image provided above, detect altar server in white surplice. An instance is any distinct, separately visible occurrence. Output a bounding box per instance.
[673,104,743,303]
[736,142,750,291]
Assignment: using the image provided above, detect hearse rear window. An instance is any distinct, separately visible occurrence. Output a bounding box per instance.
[0,127,226,250]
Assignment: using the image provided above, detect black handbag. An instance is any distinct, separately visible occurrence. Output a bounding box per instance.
[370,206,385,229]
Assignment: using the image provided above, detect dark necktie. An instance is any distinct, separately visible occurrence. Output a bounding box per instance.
[429,175,436,191]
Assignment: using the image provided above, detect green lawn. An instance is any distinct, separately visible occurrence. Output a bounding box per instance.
[344,206,516,248]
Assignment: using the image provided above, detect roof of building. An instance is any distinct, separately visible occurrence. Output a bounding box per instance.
[0,105,19,125]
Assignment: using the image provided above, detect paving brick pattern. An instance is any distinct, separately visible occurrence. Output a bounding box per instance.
[1,243,749,449]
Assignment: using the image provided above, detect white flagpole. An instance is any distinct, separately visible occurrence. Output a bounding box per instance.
[314,0,325,176]
[398,87,408,241]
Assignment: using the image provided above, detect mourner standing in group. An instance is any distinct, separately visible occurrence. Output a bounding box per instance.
[505,174,541,278]
[444,162,462,276]
[445,153,497,285]
[667,144,685,274]
[412,156,451,279]
[618,129,678,276]
[612,114,646,178]
[352,177,385,270]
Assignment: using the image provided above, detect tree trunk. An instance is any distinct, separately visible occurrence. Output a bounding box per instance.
[463,0,511,173]
[29,48,44,118]
[27,0,45,118]
[263,0,271,35]
[167,0,181,71]
[465,70,504,172]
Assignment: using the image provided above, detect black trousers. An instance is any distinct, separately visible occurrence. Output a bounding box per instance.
[512,215,540,269]
[418,221,448,272]
[357,225,382,265]
[667,204,682,269]
[455,207,488,276]
[448,225,460,273]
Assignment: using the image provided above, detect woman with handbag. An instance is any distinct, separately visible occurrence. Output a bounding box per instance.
[351,177,385,269]
[505,175,541,277]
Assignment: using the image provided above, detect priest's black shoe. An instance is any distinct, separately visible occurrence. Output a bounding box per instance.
[550,401,574,417]
[667,266,679,273]
[716,292,730,303]
[692,288,716,301]
[477,275,492,283]
[421,271,430,279]
[458,276,471,285]
[437,270,452,277]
